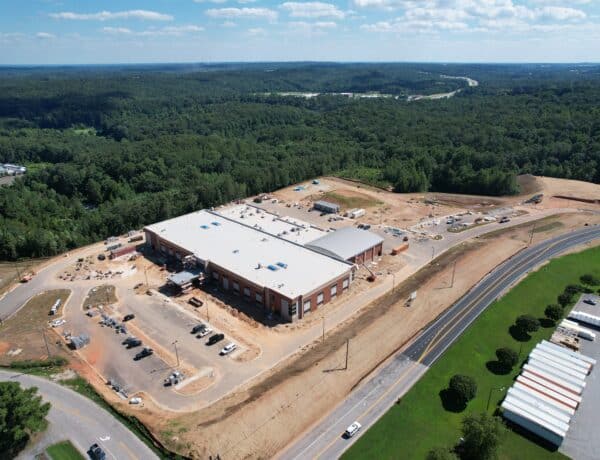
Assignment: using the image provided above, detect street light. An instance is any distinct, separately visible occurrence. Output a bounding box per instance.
[486,386,506,412]
[172,340,180,368]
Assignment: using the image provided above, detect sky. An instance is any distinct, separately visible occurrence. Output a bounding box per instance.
[0,0,599,64]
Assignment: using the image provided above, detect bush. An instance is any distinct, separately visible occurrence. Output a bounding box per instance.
[581,274,600,286]
[564,284,583,296]
[8,357,68,369]
[544,304,563,323]
[449,374,477,404]
[557,292,572,307]
[495,347,519,370]
[515,314,540,333]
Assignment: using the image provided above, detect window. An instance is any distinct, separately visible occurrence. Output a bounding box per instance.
[256,293,263,304]
[212,271,219,280]
[281,299,289,311]
[233,281,240,292]
[330,285,337,298]
[343,278,349,290]
[243,287,250,298]
[303,299,311,313]
[317,292,324,305]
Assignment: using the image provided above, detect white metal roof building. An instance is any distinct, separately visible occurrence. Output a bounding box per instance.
[144,209,353,321]
[306,227,384,263]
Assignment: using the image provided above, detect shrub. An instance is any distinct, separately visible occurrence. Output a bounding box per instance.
[426,447,458,460]
[515,314,540,333]
[8,357,68,369]
[557,292,572,307]
[460,412,507,460]
[544,304,563,323]
[581,274,600,286]
[449,374,477,403]
[496,347,519,370]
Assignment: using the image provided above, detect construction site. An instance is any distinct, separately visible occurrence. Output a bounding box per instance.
[1,174,600,459]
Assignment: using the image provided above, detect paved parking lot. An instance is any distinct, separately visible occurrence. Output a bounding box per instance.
[561,294,600,460]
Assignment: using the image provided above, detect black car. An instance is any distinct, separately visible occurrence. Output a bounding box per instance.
[126,338,142,348]
[134,347,153,360]
[97,254,106,261]
[207,333,225,345]
[583,298,598,306]
[123,314,135,321]
[191,324,206,334]
[88,443,106,460]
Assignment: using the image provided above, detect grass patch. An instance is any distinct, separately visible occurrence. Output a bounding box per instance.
[0,258,48,294]
[533,222,564,233]
[0,289,71,365]
[344,245,600,460]
[82,284,117,310]
[46,440,85,460]
[321,190,382,210]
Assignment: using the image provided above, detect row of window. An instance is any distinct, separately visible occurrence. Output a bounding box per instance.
[302,278,349,315]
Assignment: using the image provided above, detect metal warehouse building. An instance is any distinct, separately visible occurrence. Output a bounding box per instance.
[306,227,384,263]
[313,200,340,214]
[144,210,354,322]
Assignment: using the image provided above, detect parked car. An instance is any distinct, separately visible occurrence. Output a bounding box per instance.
[97,254,106,261]
[129,397,142,405]
[126,338,142,348]
[134,347,153,360]
[220,342,237,355]
[207,333,225,345]
[123,314,135,322]
[196,327,212,338]
[344,421,362,439]
[583,298,598,306]
[88,443,106,460]
[499,216,510,223]
[50,318,66,327]
[164,371,185,386]
[189,297,204,307]
[191,324,206,334]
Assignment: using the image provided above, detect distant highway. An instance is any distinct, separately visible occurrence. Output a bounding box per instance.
[2,370,159,460]
[280,225,600,460]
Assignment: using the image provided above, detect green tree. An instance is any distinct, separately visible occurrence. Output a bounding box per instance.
[426,446,459,460]
[0,382,51,457]
[515,314,540,334]
[460,413,506,460]
[544,304,563,323]
[495,347,519,370]
[580,274,600,286]
[449,375,477,404]
[557,293,572,307]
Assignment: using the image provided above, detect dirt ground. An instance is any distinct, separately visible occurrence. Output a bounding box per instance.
[138,211,600,459]
[0,289,71,365]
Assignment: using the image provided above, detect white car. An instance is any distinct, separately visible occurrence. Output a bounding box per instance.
[344,421,362,438]
[129,397,142,405]
[50,318,66,327]
[197,327,213,338]
[220,343,237,355]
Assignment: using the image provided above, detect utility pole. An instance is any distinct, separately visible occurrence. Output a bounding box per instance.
[528,222,536,246]
[172,340,180,367]
[41,329,50,357]
[450,261,457,288]
[431,246,435,260]
[344,338,349,370]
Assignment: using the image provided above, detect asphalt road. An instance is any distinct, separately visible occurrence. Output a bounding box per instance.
[1,370,159,460]
[280,225,600,460]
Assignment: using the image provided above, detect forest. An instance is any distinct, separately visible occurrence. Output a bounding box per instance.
[0,62,599,259]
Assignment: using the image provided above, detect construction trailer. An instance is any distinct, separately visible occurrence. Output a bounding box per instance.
[568,310,600,327]
[514,379,578,413]
[501,399,567,446]
[518,372,582,406]
[70,334,90,350]
[525,360,586,390]
[109,245,137,260]
[505,388,572,425]
[313,200,340,214]
[529,351,589,379]
[522,365,583,396]
[346,208,366,219]
[560,319,596,341]
[531,347,591,375]
[539,340,596,367]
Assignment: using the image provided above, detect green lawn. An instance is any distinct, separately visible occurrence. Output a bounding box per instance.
[344,245,600,460]
[46,441,85,460]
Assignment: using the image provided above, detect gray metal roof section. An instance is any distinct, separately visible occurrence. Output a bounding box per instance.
[306,227,384,261]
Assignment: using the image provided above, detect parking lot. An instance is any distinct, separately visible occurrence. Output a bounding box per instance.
[561,294,600,460]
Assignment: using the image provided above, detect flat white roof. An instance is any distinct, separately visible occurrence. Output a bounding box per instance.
[217,204,328,245]
[145,210,351,299]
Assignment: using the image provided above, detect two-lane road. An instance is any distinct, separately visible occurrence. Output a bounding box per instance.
[280,225,600,460]
[1,370,159,460]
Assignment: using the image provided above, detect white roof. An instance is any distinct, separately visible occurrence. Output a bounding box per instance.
[217,204,327,245]
[306,227,384,261]
[145,210,351,299]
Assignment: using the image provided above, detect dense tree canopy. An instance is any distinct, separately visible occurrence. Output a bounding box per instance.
[0,382,51,457]
[1,63,599,259]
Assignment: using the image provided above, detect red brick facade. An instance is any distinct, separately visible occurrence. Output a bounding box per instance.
[349,242,383,265]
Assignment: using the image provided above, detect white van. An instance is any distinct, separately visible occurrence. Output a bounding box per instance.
[344,421,362,438]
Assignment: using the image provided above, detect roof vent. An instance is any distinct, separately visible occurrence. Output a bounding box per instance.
[276,262,288,269]
[267,265,279,271]
[200,225,209,229]
[233,249,239,254]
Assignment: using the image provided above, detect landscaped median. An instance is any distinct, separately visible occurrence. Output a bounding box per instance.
[46,440,85,460]
[343,245,600,460]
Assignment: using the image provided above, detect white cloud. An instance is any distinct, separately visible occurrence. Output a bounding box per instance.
[289,20,337,29]
[49,10,173,21]
[102,25,204,37]
[206,7,278,21]
[247,27,267,35]
[36,32,56,39]
[194,0,228,3]
[222,21,238,27]
[281,2,346,19]
[536,6,586,21]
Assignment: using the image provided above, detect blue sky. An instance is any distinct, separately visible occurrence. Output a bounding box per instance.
[0,0,598,64]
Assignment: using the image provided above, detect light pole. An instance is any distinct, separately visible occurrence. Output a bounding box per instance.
[172,340,180,367]
[486,386,505,412]
[431,246,435,260]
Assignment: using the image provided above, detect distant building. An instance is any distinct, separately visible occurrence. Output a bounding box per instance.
[306,227,384,264]
[313,200,340,214]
